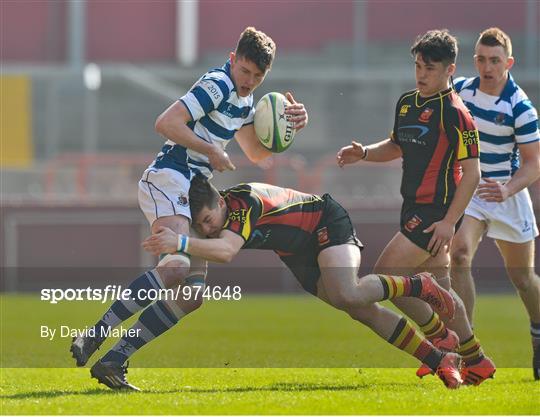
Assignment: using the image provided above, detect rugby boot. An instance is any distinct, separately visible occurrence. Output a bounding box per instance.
[90,360,140,391]
[416,272,456,320]
[435,352,463,389]
[534,343,540,381]
[71,335,102,367]
[461,356,496,386]
[417,328,459,378]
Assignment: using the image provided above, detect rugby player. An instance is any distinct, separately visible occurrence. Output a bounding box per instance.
[136,176,464,391]
[336,29,495,385]
[70,27,308,389]
[451,27,540,381]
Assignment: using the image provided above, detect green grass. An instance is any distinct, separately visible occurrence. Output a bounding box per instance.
[1,368,538,415]
[1,294,539,414]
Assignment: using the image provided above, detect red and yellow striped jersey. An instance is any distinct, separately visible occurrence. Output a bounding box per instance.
[221,183,325,252]
[391,87,479,206]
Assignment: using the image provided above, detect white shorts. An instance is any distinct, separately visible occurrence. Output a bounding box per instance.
[465,187,539,243]
[138,167,191,226]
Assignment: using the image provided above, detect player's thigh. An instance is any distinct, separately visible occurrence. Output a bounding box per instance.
[374,231,431,275]
[451,215,486,262]
[152,214,190,235]
[317,244,361,299]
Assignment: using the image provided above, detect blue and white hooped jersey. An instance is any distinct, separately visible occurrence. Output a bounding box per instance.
[152,60,255,179]
[454,74,540,181]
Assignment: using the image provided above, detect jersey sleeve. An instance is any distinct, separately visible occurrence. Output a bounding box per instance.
[180,77,230,122]
[513,100,540,144]
[222,190,263,242]
[453,77,467,93]
[446,105,480,161]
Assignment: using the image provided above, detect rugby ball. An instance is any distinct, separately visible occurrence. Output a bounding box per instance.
[254,92,296,153]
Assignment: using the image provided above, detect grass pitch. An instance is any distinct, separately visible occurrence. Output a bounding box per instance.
[1,294,539,414]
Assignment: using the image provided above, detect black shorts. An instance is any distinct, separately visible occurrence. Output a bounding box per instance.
[400,200,463,252]
[279,194,363,296]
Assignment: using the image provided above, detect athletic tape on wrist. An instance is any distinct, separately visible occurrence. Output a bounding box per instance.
[177,234,190,253]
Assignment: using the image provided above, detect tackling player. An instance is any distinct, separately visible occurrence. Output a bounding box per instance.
[133,175,462,391]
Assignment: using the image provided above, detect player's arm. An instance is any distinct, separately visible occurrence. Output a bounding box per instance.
[337,95,403,167]
[444,157,481,224]
[155,87,235,172]
[478,141,540,202]
[337,138,402,167]
[425,158,480,256]
[425,110,481,255]
[142,226,244,264]
[235,123,273,163]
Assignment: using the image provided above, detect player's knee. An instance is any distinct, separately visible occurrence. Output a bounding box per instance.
[329,291,368,312]
[179,274,206,313]
[508,271,536,293]
[347,304,379,325]
[451,245,473,267]
[179,295,204,314]
[156,257,190,288]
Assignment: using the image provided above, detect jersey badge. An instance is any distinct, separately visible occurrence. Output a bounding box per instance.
[404,214,422,232]
[317,227,330,246]
[419,108,434,123]
[177,193,189,207]
[494,113,506,125]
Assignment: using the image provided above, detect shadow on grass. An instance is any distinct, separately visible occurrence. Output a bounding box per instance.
[1,381,416,399]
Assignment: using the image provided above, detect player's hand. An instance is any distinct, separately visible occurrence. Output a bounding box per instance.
[142,226,179,256]
[423,219,455,257]
[476,178,510,202]
[336,141,365,167]
[284,92,308,131]
[208,145,236,172]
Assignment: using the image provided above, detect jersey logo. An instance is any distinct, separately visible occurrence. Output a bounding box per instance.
[398,125,430,144]
[494,113,506,125]
[419,108,434,123]
[198,80,222,102]
[176,193,189,207]
[399,105,411,117]
[228,208,248,224]
[222,103,234,118]
[404,214,422,232]
[317,227,330,246]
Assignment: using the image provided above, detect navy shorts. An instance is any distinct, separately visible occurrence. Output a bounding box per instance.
[400,200,463,252]
[279,195,363,296]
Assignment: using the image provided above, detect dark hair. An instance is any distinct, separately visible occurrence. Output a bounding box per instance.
[235,27,276,72]
[477,27,512,57]
[189,175,220,220]
[411,29,458,66]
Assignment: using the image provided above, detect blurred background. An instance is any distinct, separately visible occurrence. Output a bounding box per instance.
[1,0,539,292]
